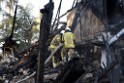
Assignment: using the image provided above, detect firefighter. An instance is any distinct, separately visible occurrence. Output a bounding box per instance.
[61,26,75,63]
[50,30,65,68]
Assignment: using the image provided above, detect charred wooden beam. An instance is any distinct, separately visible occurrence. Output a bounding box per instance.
[97,60,119,82]
[36,0,54,83]
[54,58,85,83]
[108,28,124,46]
[2,5,18,53]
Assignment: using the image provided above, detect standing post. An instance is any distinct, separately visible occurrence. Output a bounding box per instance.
[2,5,18,53]
[36,0,54,83]
[11,5,18,37]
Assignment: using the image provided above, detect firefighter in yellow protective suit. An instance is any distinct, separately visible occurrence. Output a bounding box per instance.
[61,27,75,63]
[50,30,65,68]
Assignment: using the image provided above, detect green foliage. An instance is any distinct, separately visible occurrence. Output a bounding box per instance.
[14,4,34,45]
[0,24,4,29]
[0,1,39,51]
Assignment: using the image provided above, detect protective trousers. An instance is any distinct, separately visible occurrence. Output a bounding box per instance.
[61,48,75,62]
[51,48,60,68]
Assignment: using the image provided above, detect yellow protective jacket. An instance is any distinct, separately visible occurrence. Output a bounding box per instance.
[63,32,75,48]
[50,34,61,48]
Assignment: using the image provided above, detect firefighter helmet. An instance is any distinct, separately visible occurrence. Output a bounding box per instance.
[65,27,71,31]
[60,30,65,35]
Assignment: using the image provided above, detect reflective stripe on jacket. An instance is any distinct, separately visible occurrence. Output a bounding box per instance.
[50,34,61,48]
[50,44,56,48]
[63,32,75,48]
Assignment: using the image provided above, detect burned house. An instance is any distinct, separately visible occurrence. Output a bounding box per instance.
[55,0,124,83]
[68,0,124,43]
[1,0,124,83]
